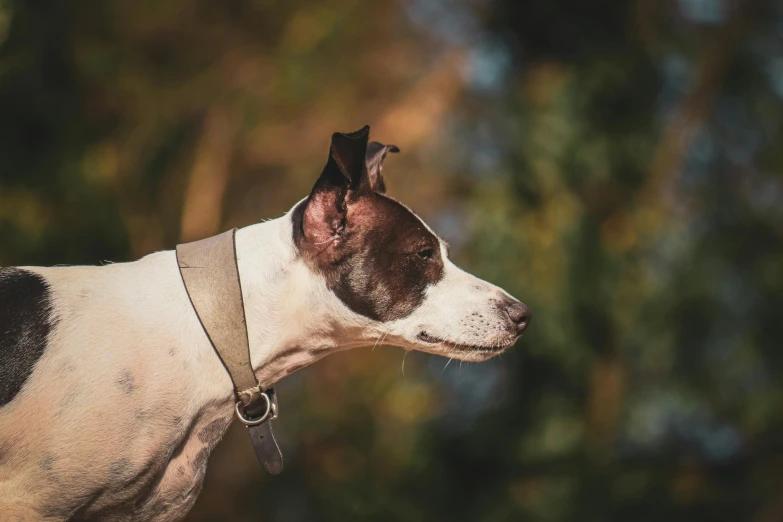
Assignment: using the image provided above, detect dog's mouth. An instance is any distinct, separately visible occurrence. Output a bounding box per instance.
[416,331,514,356]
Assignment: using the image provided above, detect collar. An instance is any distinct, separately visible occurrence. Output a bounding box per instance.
[176,228,284,475]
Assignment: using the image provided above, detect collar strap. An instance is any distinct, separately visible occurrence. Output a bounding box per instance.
[176,228,283,475]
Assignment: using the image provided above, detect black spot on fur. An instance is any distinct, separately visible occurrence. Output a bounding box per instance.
[117,369,135,394]
[0,268,56,407]
[193,447,210,471]
[108,458,132,479]
[285,363,308,376]
[275,346,304,360]
[198,418,228,446]
[167,347,176,357]
[57,386,80,415]
[40,452,58,471]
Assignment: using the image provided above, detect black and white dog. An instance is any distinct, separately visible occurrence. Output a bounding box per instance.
[0,126,530,521]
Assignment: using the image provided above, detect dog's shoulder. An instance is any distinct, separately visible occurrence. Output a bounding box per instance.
[0,267,56,407]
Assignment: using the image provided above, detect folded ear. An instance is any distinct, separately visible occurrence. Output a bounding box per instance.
[365,142,399,194]
[302,126,370,254]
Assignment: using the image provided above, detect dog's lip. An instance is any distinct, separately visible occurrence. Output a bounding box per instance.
[416,331,514,353]
[417,332,443,344]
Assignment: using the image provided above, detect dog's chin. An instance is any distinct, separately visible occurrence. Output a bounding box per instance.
[414,332,518,362]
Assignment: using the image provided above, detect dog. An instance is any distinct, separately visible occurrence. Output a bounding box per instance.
[0,126,530,521]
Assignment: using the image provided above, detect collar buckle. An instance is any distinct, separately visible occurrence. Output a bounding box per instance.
[235,388,279,425]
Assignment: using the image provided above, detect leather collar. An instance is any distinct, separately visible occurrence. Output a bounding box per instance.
[177,228,283,475]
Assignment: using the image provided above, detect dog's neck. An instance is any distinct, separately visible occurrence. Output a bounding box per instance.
[230,209,376,389]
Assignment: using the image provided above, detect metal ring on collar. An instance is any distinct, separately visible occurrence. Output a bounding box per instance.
[235,392,271,426]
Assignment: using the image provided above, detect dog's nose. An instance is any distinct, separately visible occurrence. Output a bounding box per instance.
[505,300,532,334]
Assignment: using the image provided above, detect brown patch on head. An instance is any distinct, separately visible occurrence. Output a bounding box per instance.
[294,126,444,321]
[331,193,443,320]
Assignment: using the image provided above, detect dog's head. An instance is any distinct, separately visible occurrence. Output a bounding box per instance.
[292,126,530,362]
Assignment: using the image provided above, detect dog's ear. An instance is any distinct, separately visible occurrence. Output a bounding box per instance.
[365,142,399,194]
[302,126,370,249]
[326,126,371,189]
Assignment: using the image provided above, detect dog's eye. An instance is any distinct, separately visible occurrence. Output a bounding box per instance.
[417,248,434,260]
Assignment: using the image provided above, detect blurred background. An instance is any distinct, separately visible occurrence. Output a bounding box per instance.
[1,0,782,520]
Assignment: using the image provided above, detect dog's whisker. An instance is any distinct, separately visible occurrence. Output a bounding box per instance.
[401,349,409,378]
[442,357,453,374]
[371,331,385,352]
